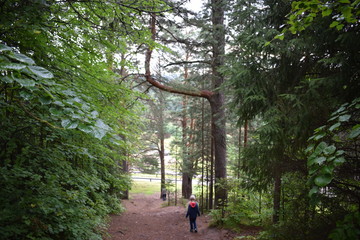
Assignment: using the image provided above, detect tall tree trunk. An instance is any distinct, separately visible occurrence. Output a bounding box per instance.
[273,170,281,223]
[206,145,210,210]
[211,0,227,208]
[181,94,192,199]
[201,97,205,213]
[159,93,166,198]
[182,172,192,199]
[244,119,248,147]
[181,52,195,199]
[209,132,214,209]
[122,159,129,199]
[238,127,242,179]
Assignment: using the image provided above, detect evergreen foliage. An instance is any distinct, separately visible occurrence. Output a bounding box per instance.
[223,0,359,239]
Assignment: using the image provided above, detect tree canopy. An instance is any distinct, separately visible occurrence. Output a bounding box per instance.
[1,0,359,239]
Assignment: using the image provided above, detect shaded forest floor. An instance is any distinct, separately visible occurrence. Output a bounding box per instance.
[106,193,260,240]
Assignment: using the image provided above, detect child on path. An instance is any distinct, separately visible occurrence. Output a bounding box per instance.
[186,195,200,233]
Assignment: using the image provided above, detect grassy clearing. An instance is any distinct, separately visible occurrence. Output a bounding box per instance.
[130,180,160,195]
[130,179,182,196]
[131,172,180,180]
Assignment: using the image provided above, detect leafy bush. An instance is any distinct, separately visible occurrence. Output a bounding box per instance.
[0,45,129,239]
[329,212,360,240]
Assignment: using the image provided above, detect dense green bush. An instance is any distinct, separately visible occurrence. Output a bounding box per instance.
[0,44,130,239]
[0,0,164,237]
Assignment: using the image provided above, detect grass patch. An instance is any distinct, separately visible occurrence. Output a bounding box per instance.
[131,172,180,180]
[130,179,182,197]
[130,180,160,195]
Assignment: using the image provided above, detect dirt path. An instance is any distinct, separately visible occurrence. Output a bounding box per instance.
[106,193,237,240]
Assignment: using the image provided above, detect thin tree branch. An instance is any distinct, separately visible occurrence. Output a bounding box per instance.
[163,60,211,68]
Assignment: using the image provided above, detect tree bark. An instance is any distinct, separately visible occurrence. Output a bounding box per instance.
[181,94,192,199]
[244,119,248,147]
[159,93,166,198]
[211,0,227,208]
[238,127,242,179]
[181,52,194,199]
[182,172,192,199]
[209,133,214,209]
[201,97,205,213]
[273,170,282,223]
[122,159,129,199]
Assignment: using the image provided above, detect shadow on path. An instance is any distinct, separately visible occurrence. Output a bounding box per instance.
[106,193,236,240]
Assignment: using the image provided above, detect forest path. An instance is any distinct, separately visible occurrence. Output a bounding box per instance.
[106,193,237,240]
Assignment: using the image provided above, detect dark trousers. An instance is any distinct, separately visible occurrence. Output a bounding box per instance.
[189,218,197,230]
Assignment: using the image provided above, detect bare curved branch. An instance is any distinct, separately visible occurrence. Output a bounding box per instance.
[144,14,213,100]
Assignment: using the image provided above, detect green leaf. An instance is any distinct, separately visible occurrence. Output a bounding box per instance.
[27,66,54,79]
[308,155,317,166]
[0,44,12,52]
[62,89,76,96]
[289,26,297,34]
[348,125,360,139]
[0,63,27,70]
[91,119,111,140]
[322,8,332,17]
[13,77,36,87]
[291,1,299,10]
[336,24,344,30]
[95,119,110,131]
[39,96,52,105]
[274,33,285,40]
[326,155,335,162]
[335,150,345,156]
[53,101,65,107]
[314,142,327,155]
[314,126,326,132]
[1,76,13,83]
[78,123,93,134]
[92,126,107,140]
[71,113,82,119]
[63,108,74,115]
[305,143,315,153]
[328,115,338,121]
[20,91,34,100]
[90,111,99,118]
[333,157,346,166]
[309,165,318,175]
[329,122,340,131]
[314,156,326,165]
[49,107,62,116]
[323,145,336,155]
[314,132,326,140]
[330,21,339,28]
[339,114,351,122]
[341,6,352,20]
[61,119,79,129]
[309,186,319,197]
[314,174,332,187]
[321,165,334,175]
[8,52,35,65]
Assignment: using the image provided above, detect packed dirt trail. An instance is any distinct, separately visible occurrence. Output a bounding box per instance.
[106,193,236,240]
